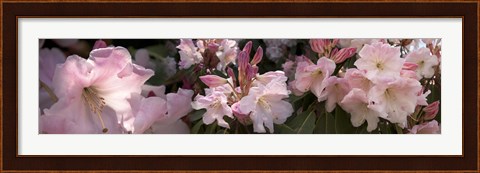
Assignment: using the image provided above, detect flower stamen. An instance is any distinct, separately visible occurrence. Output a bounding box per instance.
[82,87,108,133]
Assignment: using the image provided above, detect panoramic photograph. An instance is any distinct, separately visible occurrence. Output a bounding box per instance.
[38,38,441,134]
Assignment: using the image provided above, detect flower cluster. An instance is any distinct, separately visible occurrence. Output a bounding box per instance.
[39,38,441,134]
[192,41,293,133]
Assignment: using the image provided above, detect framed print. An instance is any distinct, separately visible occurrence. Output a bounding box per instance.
[2,0,479,172]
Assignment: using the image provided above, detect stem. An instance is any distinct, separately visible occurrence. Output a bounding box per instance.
[39,80,58,103]
[227,82,240,101]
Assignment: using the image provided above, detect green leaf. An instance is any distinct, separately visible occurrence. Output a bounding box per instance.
[212,70,228,78]
[314,108,336,134]
[191,120,204,134]
[205,123,218,134]
[217,128,230,134]
[302,93,316,111]
[334,107,356,134]
[344,54,358,69]
[354,123,369,134]
[289,93,307,103]
[287,110,316,134]
[395,124,404,134]
[188,109,206,122]
[378,121,392,134]
[274,124,295,134]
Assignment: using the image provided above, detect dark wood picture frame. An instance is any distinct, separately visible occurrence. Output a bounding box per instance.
[1,0,478,172]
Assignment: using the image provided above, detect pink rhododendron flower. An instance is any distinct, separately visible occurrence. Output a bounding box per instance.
[40,47,154,133]
[288,80,304,96]
[139,86,194,134]
[405,47,439,79]
[123,93,167,133]
[416,89,430,106]
[255,71,288,86]
[368,77,423,128]
[295,57,336,101]
[215,39,238,71]
[165,88,195,123]
[341,88,386,132]
[282,60,295,79]
[350,39,383,53]
[355,42,404,80]
[177,39,203,69]
[231,102,250,125]
[423,101,440,120]
[150,88,194,134]
[192,89,233,128]
[344,68,373,92]
[39,48,66,87]
[322,76,350,112]
[39,48,66,111]
[408,120,440,134]
[238,76,293,133]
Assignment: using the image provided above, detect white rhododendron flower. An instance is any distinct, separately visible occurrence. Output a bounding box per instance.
[294,57,336,101]
[368,77,423,128]
[39,38,441,135]
[41,47,154,133]
[238,76,293,133]
[177,39,203,69]
[344,68,373,93]
[322,76,350,112]
[341,88,386,132]
[215,39,238,71]
[192,89,233,128]
[355,42,404,80]
[405,47,439,79]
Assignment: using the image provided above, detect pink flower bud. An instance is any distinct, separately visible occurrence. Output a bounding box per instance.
[242,41,253,55]
[231,102,251,125]
[93,40,107,49]
[402,62,418,71]
[329,48,338,59]
[246,65,257,81]
[309,39,327,54]
[227,67,235,78]
[250,46,263,65]
[330,47,356,64]
[423,101,440,120]
[237,51,249,73]
[207,42,219,53]
[409,120,440,134]
[331,39,339,46]
[227,67,237,86]
[199,75,228,88]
